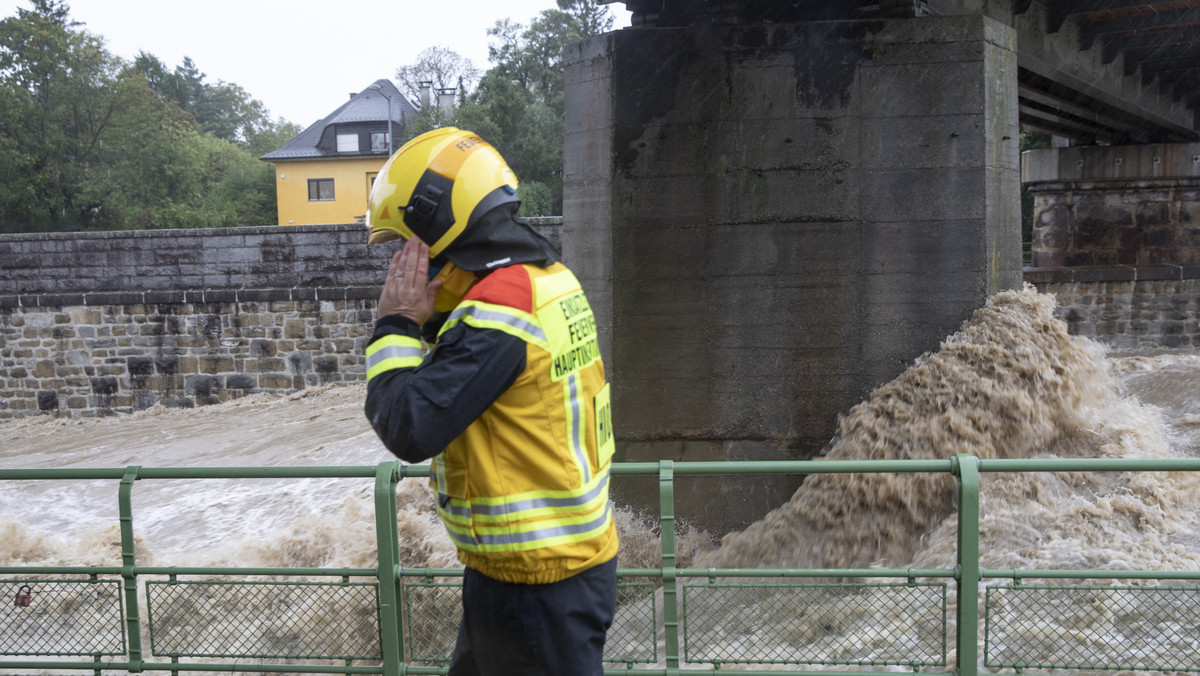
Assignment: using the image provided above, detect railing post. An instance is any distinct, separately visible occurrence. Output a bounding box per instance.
[658,460,680,674]
[373,462,405,676]
[953,453,980,676]
[118,466,143,672]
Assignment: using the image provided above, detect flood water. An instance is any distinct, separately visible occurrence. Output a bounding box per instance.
[4,285,1200,670]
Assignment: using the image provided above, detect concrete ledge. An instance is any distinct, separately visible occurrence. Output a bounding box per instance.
[0,223,366,242]
[0,220,562,298]
[0,285,384,309]
[1022,264,1200,284]
[1023,143,1200,184]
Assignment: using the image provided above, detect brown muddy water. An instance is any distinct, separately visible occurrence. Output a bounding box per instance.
[4,286,1200,671]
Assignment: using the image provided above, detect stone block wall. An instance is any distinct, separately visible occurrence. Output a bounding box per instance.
[0,297,373,419]
[1027,267,1200,350]
[1029,179,1200,268]
[0,220,561,421]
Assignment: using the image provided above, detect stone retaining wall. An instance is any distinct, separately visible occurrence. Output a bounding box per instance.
[1027,266,1200,349]
[1,298,373,418]
[2,220,1195,421]
[0,221,561,421]
[1023,144,1200,268]
[1021,144,1200,350]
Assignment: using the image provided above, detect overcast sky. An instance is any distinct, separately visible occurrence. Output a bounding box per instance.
[0,0,632,128]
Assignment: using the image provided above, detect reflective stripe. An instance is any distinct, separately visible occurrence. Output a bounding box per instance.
[566,374,590,484]
[440,501,613,552]
[439,471,609,524]
[440,301,547,347]
[437,487,470,520]
[365,335,423,381]
[431,456,447,500]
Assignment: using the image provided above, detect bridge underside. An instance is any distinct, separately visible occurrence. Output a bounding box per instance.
[569,0,1197,531]
[606,0,1200,143]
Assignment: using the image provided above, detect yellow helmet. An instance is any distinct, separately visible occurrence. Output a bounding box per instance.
[366,127,520,256]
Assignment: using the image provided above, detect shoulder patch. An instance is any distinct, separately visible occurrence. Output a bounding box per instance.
[465,265,534,313]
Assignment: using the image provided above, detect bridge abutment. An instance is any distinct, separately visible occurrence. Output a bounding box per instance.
[564,16,1024,530]
[1024,144,1200,269]
[1024,143,1200,350]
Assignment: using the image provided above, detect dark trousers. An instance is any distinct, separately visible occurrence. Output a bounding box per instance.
[447,557,617,676]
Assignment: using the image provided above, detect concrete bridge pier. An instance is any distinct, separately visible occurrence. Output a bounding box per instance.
[563,16,1024,532]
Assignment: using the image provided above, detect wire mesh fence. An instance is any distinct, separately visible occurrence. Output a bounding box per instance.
[682,581,947,666]
[146,580,381,660]
[11,458,1200,675]
[986,583,1200,671]
[607,579,659,665]
[400,581,460,665]
[0,579,125,656]
[399,577,661,666]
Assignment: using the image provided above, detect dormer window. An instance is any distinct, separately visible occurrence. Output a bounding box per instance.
[371,132,388,152]
[337,133,359,153]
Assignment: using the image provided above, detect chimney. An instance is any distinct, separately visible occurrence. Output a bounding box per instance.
[437,88,455,116]
[419,81,433,110]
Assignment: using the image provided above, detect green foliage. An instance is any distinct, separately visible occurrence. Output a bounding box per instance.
[129,53,274,144]
[0,0,290,232]
[0,0,618,231]
[0,0,121,230]
[516,179,554,218]
[398,0,615,216]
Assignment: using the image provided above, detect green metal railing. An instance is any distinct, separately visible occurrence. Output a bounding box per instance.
[4,455,1200,675]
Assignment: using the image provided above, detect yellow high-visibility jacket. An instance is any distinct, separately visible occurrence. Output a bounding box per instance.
[365,262,618,584]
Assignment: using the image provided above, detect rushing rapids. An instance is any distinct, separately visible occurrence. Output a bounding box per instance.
[5,286,1200,670]
[696,286,1119,570]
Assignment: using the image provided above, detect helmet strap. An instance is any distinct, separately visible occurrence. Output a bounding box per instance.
[402,170,456,249]
[405,182,444,231]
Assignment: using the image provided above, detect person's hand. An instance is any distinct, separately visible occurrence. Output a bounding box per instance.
[378,238,442,326]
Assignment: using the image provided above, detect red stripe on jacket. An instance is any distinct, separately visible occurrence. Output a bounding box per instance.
[465,265,534,313]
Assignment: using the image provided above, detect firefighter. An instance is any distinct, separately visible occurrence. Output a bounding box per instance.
[363,127,618,676]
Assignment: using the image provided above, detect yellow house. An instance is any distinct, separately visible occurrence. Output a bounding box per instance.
[260,79,417,225]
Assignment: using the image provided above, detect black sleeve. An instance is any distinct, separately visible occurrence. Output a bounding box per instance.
[363,315,526,464]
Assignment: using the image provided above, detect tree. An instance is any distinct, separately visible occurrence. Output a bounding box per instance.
[0,0,126,230]
[93,75,199,229]
[394,45,481,106]
[128,53,274,144]
[98,77,280,229]
[0,1,287,232]
[441,0,615,215]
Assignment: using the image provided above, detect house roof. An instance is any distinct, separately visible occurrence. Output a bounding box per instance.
[260,79,418,161]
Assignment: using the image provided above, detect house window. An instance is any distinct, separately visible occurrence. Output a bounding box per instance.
[337,133,360,152]
[371,132,387,151]
[308,178,335,201]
